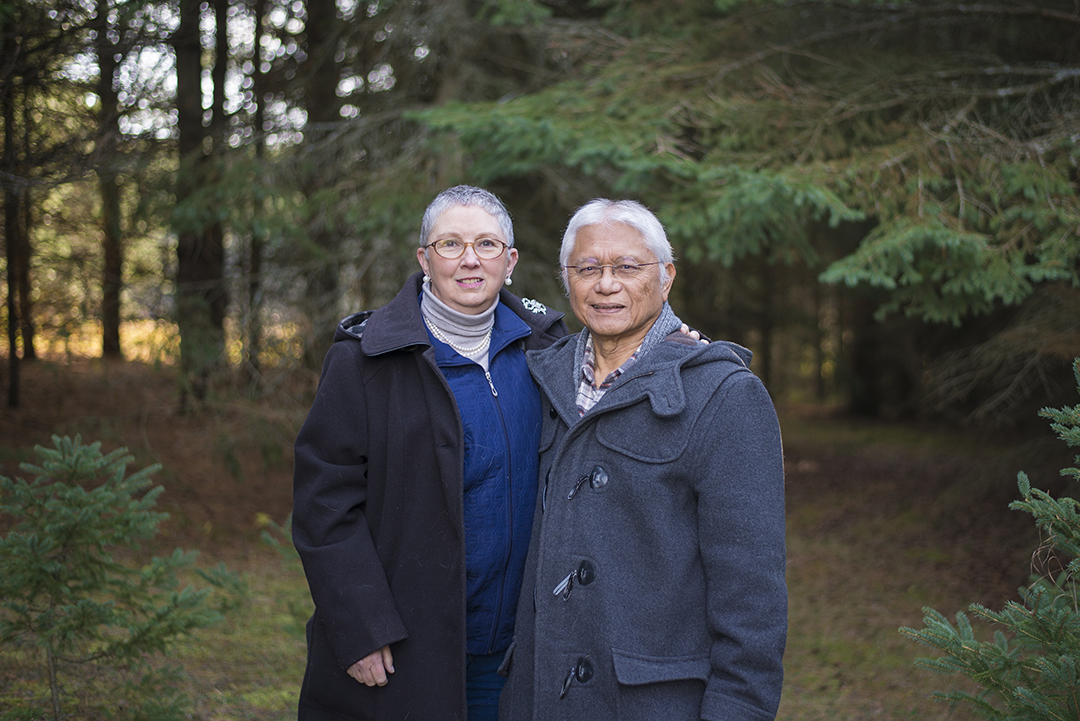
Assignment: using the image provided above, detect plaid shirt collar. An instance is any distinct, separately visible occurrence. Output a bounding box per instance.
[576,333,641,416]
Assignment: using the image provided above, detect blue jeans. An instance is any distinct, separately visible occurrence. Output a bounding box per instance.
[466,652,506,721]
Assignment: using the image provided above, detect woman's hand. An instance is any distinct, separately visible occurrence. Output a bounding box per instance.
[347,645,395,686]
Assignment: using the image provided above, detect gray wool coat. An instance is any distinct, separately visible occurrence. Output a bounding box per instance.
[499,316,787,721]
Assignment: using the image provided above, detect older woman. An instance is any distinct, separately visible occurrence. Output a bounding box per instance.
[499,199,787,721]
[292,185,568,720]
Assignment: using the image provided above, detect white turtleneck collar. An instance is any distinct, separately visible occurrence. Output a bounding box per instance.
[420,281,498,370]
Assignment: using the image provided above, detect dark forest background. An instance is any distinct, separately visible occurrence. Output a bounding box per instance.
[2,2,1080,717]
[2,0,1078,424]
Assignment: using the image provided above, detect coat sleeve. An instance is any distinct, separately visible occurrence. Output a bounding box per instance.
[292,340,409,669]
[695,372,787,721]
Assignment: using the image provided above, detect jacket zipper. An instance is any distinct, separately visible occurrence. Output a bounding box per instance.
[485,367,512,653]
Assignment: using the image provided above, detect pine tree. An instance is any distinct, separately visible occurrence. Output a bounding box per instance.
[900,359,1080,720]
[0,436,244,720]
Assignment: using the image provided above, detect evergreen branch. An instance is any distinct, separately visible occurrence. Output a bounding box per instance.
[708,2,1080,86]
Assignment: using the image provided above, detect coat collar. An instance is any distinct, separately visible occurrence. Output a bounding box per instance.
[334,271,565,356]
[528,328,754,422]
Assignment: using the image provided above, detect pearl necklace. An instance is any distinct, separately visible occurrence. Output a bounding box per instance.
[423,316,492,356]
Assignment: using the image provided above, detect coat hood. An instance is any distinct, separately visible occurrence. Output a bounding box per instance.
[528,327,756,420]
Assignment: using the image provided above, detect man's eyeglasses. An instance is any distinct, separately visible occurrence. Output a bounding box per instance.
[424,237,508,260]
[563,263,660,281]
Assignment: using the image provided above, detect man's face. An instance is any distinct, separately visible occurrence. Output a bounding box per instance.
[567,222,675,349]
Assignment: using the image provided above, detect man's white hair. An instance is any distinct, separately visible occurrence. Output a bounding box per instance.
[559,198,674,290]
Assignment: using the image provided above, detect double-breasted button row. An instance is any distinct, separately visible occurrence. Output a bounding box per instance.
[559,657,594,698]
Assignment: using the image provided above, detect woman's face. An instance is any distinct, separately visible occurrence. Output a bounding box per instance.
[416,204,518,315]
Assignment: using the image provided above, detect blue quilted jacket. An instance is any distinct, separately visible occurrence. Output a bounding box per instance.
[427,299,542,655]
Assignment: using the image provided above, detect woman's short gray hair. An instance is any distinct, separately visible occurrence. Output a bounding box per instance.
[559,198,674,289]
[419,185,515,248]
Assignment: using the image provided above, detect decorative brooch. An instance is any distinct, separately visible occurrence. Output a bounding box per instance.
[522,298,548,314]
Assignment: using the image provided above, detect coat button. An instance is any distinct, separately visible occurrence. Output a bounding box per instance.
[549,406,558,419]
[575,658,594,683]
[560,656,596,698]
[568,465,610,501]
[577,560,596,586]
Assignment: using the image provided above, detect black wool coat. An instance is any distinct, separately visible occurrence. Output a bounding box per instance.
[293,272,567,720]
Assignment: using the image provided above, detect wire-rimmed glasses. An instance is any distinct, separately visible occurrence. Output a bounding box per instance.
[563,262,660,281]
[424,237,508,260]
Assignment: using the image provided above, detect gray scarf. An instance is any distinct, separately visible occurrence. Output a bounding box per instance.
[572,301,682,386]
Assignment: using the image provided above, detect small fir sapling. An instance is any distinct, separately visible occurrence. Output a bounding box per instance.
[900,359,1080,721]
[0,435,245,721]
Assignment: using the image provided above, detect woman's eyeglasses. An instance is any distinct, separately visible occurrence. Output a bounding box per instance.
[424,238,508,260]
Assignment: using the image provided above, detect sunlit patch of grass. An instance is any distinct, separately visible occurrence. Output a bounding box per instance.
[26,319,181,365]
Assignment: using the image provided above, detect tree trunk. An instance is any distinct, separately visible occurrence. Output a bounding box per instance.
[101,175,122,357]
[847,294,881,417]
[246,0,267,379]
[4,23,20,406]
[813,282,826,401]
[756,256,775,391]
[300,0,343,369]
[174,0,224,403]
[97,0,123,358]
[12,77,35,362]
[16,184,34,361]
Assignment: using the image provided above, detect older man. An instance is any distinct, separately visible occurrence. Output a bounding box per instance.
[498,199,787,721]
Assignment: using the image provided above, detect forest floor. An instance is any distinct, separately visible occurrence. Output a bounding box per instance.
[1,356,1075,720]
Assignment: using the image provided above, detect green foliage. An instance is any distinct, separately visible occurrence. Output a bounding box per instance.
[657,166,864,266]
[816,218,1072,325]
[0,436,245,720]
[258,513,313,639]
[415,100,863,267]
[900,359,1080,719]
[480,0,552,26]
[413,0,1080,326]
[1038,362,1080,484]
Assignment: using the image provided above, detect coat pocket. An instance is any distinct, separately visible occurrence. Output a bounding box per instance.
[611,648,710,685]
[594,404,692,463]
[611,648,710,720]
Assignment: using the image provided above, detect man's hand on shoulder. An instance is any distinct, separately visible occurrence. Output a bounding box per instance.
[680,323,710,344]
